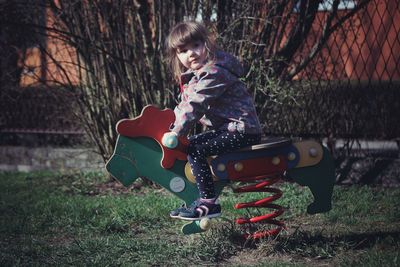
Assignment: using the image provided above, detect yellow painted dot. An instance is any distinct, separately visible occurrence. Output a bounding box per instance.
[184,162,196,183]
[234,162,244,172]
[272,157,280,165]
[199,218,211,230]
[288,152,296,161]
[217,163,226,172]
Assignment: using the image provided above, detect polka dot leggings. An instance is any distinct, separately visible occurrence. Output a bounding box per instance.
[187,130,261,199]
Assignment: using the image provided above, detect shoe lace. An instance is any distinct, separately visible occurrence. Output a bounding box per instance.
[188,199,201,210]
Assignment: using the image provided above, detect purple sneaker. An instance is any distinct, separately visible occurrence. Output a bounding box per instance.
[177,199,221,221]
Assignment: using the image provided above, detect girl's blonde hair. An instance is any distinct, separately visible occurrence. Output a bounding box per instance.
[165,21,216,83]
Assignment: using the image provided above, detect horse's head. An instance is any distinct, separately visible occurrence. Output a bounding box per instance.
[106,105,187,184]
[105,105,200,203]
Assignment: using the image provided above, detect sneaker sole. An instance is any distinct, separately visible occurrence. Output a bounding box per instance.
[176,213,221,221]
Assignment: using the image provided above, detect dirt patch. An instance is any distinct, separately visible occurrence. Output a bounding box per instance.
[336,157,400,187]
[90,178,162,196]
[221,245,333,267]
[91,180,139,195]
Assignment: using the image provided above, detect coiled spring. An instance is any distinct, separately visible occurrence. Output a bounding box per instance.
[234,176,285,239]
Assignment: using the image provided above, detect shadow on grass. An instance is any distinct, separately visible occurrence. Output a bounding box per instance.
[271,229,400,258]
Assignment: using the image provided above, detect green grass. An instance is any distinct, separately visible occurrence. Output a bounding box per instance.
[0,171,399,266]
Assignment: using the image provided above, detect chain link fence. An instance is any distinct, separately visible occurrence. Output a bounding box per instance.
[0,86,85,146]
[1,0,399,149]
[260,0,399,141]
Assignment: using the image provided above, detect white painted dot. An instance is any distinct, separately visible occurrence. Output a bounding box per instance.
[169,177,186,193]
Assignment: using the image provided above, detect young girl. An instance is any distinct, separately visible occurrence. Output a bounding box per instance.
[164,21,262,220]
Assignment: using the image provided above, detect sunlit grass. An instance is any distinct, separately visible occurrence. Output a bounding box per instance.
[0,171,399,266]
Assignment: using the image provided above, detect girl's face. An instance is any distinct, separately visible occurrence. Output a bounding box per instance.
[176,40,207,70]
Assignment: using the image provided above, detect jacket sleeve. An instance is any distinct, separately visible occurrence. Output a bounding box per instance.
[171,67,232,136]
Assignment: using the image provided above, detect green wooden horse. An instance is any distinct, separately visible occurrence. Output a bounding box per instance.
[106,105,335,239]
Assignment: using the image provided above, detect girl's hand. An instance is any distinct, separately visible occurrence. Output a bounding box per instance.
[162,132,178,149]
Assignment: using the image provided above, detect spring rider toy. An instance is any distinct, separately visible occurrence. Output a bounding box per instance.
[106,105,335,239]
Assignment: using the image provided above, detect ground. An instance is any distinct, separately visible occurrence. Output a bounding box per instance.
[0,172,399,266]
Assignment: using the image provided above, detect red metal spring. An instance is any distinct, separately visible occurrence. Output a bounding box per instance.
[234,176,285,239]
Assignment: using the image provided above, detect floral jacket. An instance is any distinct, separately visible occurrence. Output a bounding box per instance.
[171,51,262,136]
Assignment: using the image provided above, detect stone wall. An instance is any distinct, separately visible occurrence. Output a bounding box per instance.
[0,143,398,187]
[0,146,104,172]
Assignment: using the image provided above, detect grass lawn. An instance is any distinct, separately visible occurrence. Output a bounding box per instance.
[1,171,399,266]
